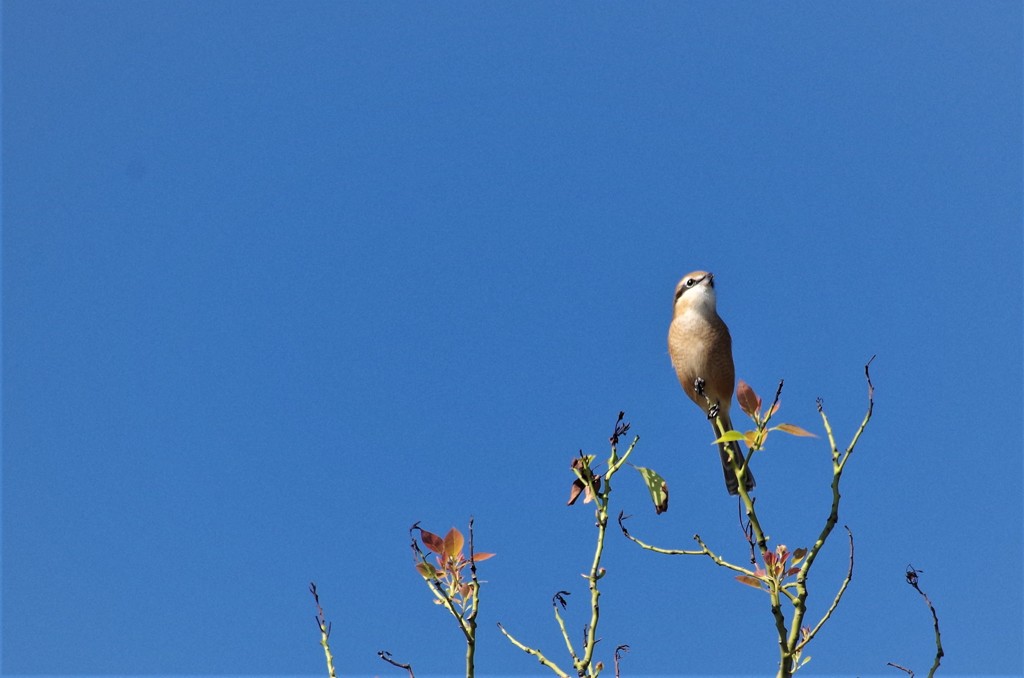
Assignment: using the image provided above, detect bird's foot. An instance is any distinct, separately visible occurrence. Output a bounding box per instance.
[693,377,706,397]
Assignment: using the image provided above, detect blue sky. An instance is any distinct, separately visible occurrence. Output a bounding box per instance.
[3,2,1021,676]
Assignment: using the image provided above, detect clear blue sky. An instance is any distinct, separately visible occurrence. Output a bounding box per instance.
[3,2,1021,676]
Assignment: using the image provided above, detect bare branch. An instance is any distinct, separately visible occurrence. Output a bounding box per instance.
[498,623,571,678]
[378,650,415,678]
[310,583,337,678]
[797,526,854,652]
[614,644,630,678]
[887,661,915,677]
[906,565,945,678]
[617,511,705,556]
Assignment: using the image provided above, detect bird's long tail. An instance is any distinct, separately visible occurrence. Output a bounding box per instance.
[714,414,755,496]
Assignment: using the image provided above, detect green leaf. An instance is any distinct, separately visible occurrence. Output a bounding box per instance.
[634,466,669,514]
[713,430,747,444]
[774,423,817,437]
[416,562,439,579]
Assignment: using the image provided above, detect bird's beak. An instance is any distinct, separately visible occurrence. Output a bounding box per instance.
[706,273,715,287]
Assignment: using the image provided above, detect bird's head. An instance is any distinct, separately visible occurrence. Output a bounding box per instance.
[672,270,717,317]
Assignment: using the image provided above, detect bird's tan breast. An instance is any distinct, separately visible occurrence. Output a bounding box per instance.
[668,310,735,410]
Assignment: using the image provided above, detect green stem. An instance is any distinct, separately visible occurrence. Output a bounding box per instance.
[553,600,579,664]
[498,623,571,678]
[464,584,476,678]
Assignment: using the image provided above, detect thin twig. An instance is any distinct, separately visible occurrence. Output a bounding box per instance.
[840,355,875,470]
[498,622,571,678]
[378,651,416,678]
[613,644,630,678]
[905,565,944,678]
[616,511,705,556]
[763,379,785,427]
[796,526,854,653]
[552,592,579,664]
[309,582,337,678]
[693,533,759,576]
[887,661,915,677]
[740,501,756,565]
[787,359,875,672]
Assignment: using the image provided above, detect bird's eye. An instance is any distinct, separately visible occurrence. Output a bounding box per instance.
[685,278,696,288]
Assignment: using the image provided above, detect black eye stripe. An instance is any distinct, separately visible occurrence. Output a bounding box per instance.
[675,275,707,301]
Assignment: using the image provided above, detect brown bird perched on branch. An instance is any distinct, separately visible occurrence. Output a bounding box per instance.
[667,271,755,495]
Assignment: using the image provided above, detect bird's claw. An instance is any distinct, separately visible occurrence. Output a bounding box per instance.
[693,377,706,396]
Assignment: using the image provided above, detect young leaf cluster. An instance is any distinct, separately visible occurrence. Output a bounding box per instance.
[714,380,816,451]
[415,526,495,616]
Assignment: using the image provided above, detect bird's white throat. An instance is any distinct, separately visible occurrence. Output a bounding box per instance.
[676,285,718,319]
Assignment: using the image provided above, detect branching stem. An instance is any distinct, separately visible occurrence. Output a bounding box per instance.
[623,362,875,678]
[501,413,638,678]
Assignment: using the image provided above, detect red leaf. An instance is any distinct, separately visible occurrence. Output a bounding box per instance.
[421,529,445,555]
[567,478,586,506]
[472,552,496,562]
[736,380,761,417]
[775,423,817,437]
[736,575,764,589]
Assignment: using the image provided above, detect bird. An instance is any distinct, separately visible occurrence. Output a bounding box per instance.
[667,271,755,495]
